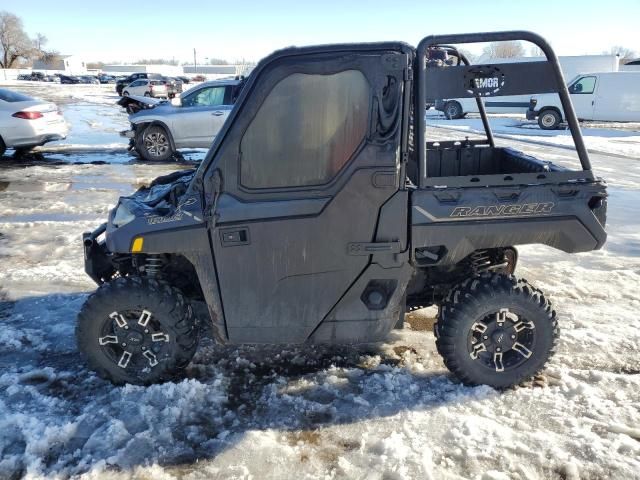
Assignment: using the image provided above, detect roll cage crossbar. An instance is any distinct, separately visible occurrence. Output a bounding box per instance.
[416,31,594,188]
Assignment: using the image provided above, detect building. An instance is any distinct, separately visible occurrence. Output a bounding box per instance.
[32,55,87,74]
[182,64,254,79]
[101,64,184,77]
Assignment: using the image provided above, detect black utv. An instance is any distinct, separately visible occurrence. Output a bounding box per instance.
[78,31,607,388]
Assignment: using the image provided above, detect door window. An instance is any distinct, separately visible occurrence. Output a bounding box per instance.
[183,86,226,107]
[569,76,596,94]
[240,70,370,189]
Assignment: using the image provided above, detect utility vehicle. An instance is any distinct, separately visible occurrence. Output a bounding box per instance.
[78,31,607,388]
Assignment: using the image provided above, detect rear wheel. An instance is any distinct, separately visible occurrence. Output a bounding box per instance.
[144,92,151,97]
[538,109,561,130]
[444,100,464,120]
[76,277,199,385]
[435,273,557,388]
[136,124,174,161]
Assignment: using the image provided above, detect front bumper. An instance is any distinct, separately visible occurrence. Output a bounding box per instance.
[120,129,135,139]
[83,223,115,285]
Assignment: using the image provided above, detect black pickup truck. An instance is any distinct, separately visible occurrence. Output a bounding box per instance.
[77,31,606,389]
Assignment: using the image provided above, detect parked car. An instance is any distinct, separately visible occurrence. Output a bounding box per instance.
[176,75,190,84]
[117,79,243,160]
[116,73,163,96]
[122,79,168,99]
[0,88,68,157]
[160,77,183,98]
[17,72,45,81]
[59,75,81,84]
[527,71,640,129]
[79,75,100,85]
[98,74,116,84]
[29,72,46,81]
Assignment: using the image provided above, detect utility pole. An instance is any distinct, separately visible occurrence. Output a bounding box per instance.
[193,48,197,75]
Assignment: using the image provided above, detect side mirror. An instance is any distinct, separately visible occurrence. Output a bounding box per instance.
[171,97,182,107]
[571,83,583,93]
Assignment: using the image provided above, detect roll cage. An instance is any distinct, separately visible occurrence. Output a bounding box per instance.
[416,31,594,188]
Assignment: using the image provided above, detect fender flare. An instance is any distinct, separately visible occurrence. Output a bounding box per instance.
[134,120,177,151]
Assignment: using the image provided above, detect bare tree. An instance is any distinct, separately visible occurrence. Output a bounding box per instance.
[457,48,477,64]
[605,45,637,63]
[34,32,47,52]
[0,11,37,68]
[135,58,179,66]
[482,41,526,59]
[529,45,544,57]
[207,57,229,65]
[87,61,105,70]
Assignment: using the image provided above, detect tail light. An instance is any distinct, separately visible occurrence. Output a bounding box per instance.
[13,111,43,120]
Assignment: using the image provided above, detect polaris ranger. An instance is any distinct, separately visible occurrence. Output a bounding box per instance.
[78,31,607,388]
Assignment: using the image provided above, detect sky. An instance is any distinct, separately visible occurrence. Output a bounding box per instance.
[4,0,640,64]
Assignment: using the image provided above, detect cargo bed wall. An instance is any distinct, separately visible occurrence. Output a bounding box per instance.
[425,146,564,178]
[410,182,607,266]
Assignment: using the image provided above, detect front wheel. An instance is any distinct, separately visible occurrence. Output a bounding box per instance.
[444,100,464,120]
[538,109,562,130]
[135,124,174,161]
[76,277,199,385]
[435,273,557,388]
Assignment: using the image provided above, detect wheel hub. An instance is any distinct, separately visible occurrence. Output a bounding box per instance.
[126,331,144,345]
[468,308,536,372]
[98,309,171,370]
[144,132,168,157]
[490,328,514,350]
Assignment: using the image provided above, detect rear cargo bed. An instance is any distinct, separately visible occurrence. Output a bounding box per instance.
[410,179,607,267]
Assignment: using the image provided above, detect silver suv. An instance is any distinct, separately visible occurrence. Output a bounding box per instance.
[122,79,242,161]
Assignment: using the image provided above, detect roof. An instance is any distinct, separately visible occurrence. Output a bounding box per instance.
[197,79,242,87]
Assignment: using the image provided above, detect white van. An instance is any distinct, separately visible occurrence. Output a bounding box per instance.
[527,71,640,129]
[433,54,619,119]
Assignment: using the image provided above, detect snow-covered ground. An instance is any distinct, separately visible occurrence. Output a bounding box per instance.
[427,111,640,160]
[0,83,639,480]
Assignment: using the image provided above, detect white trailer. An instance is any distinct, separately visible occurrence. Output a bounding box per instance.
[436,54,620,119]
[527,71,640,129]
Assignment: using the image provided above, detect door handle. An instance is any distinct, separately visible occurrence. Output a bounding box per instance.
[212,111,224,116]
[220,227,250,246]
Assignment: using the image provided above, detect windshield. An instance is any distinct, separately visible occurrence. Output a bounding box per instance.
[0,89,33,102]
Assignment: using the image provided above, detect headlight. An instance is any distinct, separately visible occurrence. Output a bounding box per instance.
[113,203,135,228]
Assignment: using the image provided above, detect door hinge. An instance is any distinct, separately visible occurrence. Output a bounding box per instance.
[348,241,402,256]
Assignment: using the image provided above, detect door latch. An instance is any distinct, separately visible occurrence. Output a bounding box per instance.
[220,227,250,246]
[348,241,402,255]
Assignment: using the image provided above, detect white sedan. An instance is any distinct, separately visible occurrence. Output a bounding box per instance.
[0,88,68,156]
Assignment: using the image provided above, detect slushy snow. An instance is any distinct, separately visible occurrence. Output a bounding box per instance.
[0,81,639,480]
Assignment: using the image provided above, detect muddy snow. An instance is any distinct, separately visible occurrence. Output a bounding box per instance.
[0,82,639,480]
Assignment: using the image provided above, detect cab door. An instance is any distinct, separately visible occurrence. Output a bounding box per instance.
[172,85,232,147]
[204,47,410,343]
[568,75,597,120]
